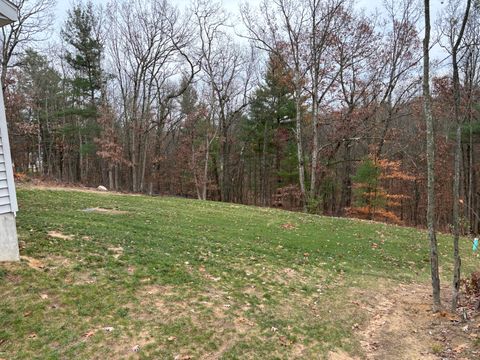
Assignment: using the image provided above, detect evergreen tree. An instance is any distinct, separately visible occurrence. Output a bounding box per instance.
[61,1,105,181]
[244,54,296,205]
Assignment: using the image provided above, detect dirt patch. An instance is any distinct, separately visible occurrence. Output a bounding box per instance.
[48,231,74,240]
[198,265,221,282]
[328,350,359,360]
[20,256,45,270]
[107,246,124,259]
[140,284,176,297]
[45,255,72,268]
[82,207,128,215]
[352,282,480,359]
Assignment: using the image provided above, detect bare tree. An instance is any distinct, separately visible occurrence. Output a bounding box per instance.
[375,0,422,159]
[195,0,255,202]
[0,0,55,90]
[438,0,472,311]
[306,0,346,205]
[423,0,441,311]
[107,0,197,192]
[460,4,480,236]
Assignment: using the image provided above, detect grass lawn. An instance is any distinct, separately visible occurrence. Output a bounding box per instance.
[0,187,478,359]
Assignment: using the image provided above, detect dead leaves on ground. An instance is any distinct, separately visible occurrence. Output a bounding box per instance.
[281,223,296,230]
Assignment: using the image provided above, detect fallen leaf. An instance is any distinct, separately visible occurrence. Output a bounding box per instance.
[40,294,49,299]
[281,223,296,230]
[167,336,177,342]
[83,330,96,339]
[132,345,140,352]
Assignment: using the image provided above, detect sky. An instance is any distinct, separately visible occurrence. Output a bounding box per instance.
[54,0,448,28]
[53,0,450,67]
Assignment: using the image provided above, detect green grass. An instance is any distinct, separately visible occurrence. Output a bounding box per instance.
[0,188,477,359]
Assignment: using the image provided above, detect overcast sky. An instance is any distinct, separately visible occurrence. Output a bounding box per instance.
[53,0,450,68]
[54,0,448,28]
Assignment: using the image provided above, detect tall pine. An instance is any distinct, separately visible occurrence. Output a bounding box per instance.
[61,1,104,182]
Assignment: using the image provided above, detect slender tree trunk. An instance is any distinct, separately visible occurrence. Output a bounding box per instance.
[131,123,137,192]
[310,89,319,203]
[108,165,114,190]
[423,0,441,311]
[140,135,149,192]
[261,118,269,206]
[202,135,211,201]
[451,0,471,311]
[294,85,306,211]
[339,141,353,215]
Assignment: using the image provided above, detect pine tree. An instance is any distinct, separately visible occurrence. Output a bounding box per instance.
[61,1,105,181]
[245,54,296,205]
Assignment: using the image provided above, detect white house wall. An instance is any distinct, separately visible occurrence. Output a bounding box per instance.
[0,84,17,216]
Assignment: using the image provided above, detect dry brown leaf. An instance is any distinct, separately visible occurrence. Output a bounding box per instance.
[83,330,96,339]
[281,223,296,230]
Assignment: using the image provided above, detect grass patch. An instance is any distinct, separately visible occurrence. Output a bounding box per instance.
[0,188,477,359]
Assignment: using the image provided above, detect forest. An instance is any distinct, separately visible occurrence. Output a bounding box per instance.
[3,0,479,234]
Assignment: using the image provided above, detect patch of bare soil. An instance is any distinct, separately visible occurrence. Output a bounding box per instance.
[82,207,128,215]
[47,231,74,240]
[107,246,124,259]
[328,350,360,360]
[20,256,45,270]
[352,282,480,359]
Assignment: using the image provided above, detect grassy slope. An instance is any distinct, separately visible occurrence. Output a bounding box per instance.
[0,188,476,359]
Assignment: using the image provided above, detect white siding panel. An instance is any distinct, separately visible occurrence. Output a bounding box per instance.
[0,196,10,206]
[0,163,4,172]
[0,144,3,154]
[0,74,18,214]
[0,187,8,197]
[0,203,10,214]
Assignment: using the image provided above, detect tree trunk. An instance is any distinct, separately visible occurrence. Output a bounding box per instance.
[108,165,114,190]
[294,87,306,211]
[261,118,269,206]
[310,89,319,203]
[450,0,471,311]
[423,0,441,311]
[131,123,138,192]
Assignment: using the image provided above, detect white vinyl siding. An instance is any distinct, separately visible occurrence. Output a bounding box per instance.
[0,104,16,214]
[0,128,10,214]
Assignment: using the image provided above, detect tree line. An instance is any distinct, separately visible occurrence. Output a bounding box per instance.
[2,0,479,239]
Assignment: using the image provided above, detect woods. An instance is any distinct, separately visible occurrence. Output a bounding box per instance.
[3,0,480,234]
